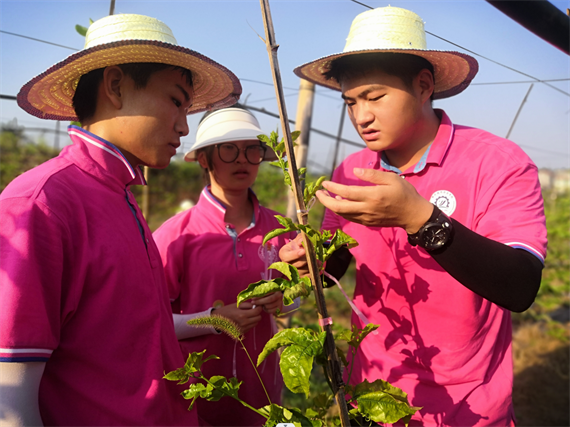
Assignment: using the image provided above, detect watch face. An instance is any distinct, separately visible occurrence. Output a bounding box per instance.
[421,222,452,250]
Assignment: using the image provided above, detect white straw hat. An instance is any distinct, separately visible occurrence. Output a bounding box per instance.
[184,106,277,162]
[294,6,478,99]
[17,14,242,120]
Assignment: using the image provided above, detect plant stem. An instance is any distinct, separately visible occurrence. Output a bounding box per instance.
[201,375,268,418]
[347,346,356,386]
[238,338,273,406]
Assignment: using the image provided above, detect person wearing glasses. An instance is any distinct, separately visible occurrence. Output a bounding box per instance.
[153,105,298,427]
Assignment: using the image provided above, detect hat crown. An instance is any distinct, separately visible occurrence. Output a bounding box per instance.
[196,107,261,145]
[344,6,426,52]
[84,14,178,49]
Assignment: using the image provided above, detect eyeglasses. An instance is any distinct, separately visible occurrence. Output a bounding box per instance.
[216,143,266,165]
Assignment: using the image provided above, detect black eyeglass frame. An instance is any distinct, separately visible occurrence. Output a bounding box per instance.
[215,143,267,165]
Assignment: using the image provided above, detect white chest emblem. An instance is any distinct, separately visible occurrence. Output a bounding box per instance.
[430,190,457,216]
[258,243,278,280]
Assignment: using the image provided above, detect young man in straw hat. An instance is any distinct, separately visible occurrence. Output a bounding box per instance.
[0,13,240,426]
[283,6,546,426]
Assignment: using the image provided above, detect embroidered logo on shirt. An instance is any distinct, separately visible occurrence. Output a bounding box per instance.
[430,190,457,216]
[259,243,278,280]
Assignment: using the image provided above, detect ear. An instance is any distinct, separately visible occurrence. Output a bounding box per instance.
[197,150,209,170]
[416,69,435,103]
[101,66,126,110]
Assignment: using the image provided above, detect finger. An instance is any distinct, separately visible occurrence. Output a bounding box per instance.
[279,246,305,263]
[237,301,254,310]
[252,293,281,306]
[353,168,395,186]
[316,190,366,216]
[241,315,262,330]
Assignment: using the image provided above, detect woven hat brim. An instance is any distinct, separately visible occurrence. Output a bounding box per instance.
[17,39,242,121]
[293,48,478,100]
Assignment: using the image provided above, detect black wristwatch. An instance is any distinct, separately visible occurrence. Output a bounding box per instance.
[408,205,454,251]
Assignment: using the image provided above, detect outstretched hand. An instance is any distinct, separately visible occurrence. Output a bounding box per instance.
[316,168,433,234]
[212,302,262,334]
[278,233,309,277]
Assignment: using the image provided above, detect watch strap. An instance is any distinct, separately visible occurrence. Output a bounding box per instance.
[407,204,440,247]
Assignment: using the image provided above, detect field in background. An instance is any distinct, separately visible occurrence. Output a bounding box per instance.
[2,130,568,425]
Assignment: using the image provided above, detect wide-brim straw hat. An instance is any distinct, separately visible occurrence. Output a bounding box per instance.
[184,106,277,162]
[17,14,242,121]
[294,6,478,100]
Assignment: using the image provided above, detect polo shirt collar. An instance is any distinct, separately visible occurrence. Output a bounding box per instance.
[198,185,260,229]
[380,109,454,175]
[67,125,146,187]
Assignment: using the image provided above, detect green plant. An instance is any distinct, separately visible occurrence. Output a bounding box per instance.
[165,132,421,426]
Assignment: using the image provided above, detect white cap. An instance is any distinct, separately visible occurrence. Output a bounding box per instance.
[184,107,275,162]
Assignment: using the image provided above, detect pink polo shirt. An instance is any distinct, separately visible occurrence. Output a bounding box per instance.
[153,187,296,427]
[322,110,546,426]
[0,126,197,426]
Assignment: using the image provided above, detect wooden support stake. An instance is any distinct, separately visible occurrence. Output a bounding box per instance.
[286,79,315,220]
[258,1,351,425]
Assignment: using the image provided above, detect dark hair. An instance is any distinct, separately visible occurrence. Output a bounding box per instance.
[72,63,193,123]
[324,52,435,96]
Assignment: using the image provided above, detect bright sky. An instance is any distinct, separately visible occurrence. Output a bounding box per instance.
[1,0,569,172]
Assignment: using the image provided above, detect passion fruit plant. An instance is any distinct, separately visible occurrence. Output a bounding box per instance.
[164,131,421,426]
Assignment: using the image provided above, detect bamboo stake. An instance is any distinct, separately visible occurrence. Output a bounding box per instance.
[258,1,351,425]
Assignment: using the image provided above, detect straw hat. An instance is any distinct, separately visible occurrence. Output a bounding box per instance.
[294,6,478,99]
[17,14,242,121]
[184,106,277,162]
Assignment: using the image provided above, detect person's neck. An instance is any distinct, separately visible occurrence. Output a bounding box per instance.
[83,120,140,169]
[384,108,441,173]
[209,184,253,233]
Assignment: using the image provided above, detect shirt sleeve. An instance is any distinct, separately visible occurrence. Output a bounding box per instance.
[0,197,70,362]
[474,161,547,263]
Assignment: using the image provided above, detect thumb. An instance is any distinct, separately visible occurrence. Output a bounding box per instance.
[353,168,392,185]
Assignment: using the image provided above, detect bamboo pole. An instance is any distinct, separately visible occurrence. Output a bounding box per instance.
[258,1,350,425]
[286,79,315,220]
[331,103,347,175]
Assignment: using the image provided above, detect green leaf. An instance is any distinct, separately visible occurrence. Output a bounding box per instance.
[263,227,293,246]
[257,134,271,145]
[303,176,326,206]
[336,324,380,350]
[181,375,242,405]
[75,24,88,36]
[163,367,192,385]
[351,379,422,424]
[268,261,294,280]
[275,215,297,230]
[283,277,312,305]
[208,375,242,401]
[164,350,220,384]
[260,403,315,427]
[184,350,220,373]
[324,229,359,262]
[258,328,326,398]
[291,130,301,142]
[237,279,282,307]
[181,382,210,401]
